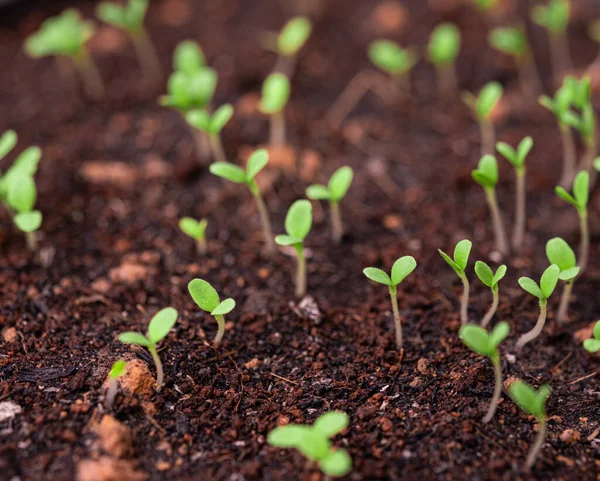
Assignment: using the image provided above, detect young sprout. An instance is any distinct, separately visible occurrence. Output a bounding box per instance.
[188,279,236,346]
[306,166,354,244]
[427,23,461,97]
[186,104,233,163]
[268,411,352,479]
[546,237,580,324]
[363,256,417,349]
[472,155,509,256]
[268,16,312,76]
[509,381,551,470]
[460,322,510,423]
[474,0,498,10]
[259,73,291,147]
[462,81,504,155]
[438,239,472,324]
[105,360,126,410]
[595,156,600,172]
[209,149,275,254]
[275,200,313,298]
[583,320,600,353]
[516,265,560,349]
[96,0,162,79]
[368,40,418,93]
[531,0,571,77]
[118,307,178,391]
[179,217,208,255]
[474,261,507,327]
[24,9,103,99]
[555,171,589,273]
[496,136,533,248]
[0,130,17,160]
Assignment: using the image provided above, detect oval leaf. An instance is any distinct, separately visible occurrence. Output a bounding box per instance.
[459,324,493,357]
[313,411,349,437]
[540,264,560,298]
[148,307,178,344]
[284,200,312,241]
[0,130,17,159]
[268,424,310,447]
[14,211,42,233]
[118,331,150,346]
[475,261,494,288]
[363,267,391,286]
[319,449,352,477]
[211,298,235,316]
[545,237,576,271]
[188,278,220,312]
[209,162,247,184]
[328,166,353,202]
[391,256,417,286]
[306,185,331,200]
[246,149,269,180]
[518,277,543,299]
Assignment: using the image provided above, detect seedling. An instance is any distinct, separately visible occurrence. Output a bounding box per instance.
[496,136,533,248]
[118,307,178,390]
[531,0,571,77]
[509,381,551,470]
[179,217,208,255]
[460,322,510,422]
[24,9,103,99]
[96,0,162,79]
[583,320,600,353]
[472,155,509,256]
[188,278,235,346]
[474,0,498,10]
[363,256,417,349]
[209,149,275,253]
[546,237,580,323]
[462,81,503,155]
[474,261,507,327]
[516,264,560,348]
[368,40,418,92]
[438,239,472,324]
[259,73,291,146]
[0,130,17,160]
[555,171,589,273]
[275,200,313,298]
[427,22,461,97]
[262,16,312,76]
[306,166,354,244]
[268,411,352,479]
[595,157,600,172]
[105,360,126,409]
[186,104,233,163]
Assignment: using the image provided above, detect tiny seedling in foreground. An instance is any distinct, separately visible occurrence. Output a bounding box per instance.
[268,411,352,478]
[460,322,510,423]
[179,217,208,255]
[275,200,313,298]
[363,256,417,349]
[583,321,600,353]
[188,279,235,346]
[438,239,472,324]
[105,360,126,410]
[118,307,178,390]
[531,0,571,77]
[472,155,509,256]
[546,237,580,324]
[186,104,233,164]
[427,22,461,97]
[509,381,551,470]
[368,40,418,93]
[209,149,275,253]
[306,166,354,244]
[474,261,507,327]
[516,265,560,349]
[462,81,503,155]
[260,73,291,147]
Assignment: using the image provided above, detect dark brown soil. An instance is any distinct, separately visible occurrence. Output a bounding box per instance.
[1,0,599,480]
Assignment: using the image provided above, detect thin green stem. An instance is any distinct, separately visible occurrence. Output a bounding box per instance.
[270,111,286,147]
[485,187,509,257]
[525,418,547,470]
[73,49,104,100]
[559,124,576,188]
[214,314,225,346]
[512,168,526,250]
[252,188,275,254]
[556,280,573,324]
[389,286,403,349]
[329,200,343,244]
[480,121,495,156]
[460,274,470,325]
[148,345,164,391]
[481,285,499,328]
[210,133,227,164]
[482,356,502,423]
[516,299,547,349]
[578,210,589,275]
[295,244,306,298]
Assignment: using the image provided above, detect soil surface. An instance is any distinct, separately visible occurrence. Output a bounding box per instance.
[0,1,599,480]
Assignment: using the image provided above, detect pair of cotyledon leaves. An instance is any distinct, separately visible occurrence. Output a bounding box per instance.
[188,279,236,317]
[96,0,148,34]
[305,166,353,203]
[462,82,503,122]
[555,171,589,213]
[275,200,313,247]
[179,217,208,241]
[118,307,179,347]
[363,256,417,288]
[509,381,551,419]
[187,104,233,135]
[460,321,510,359]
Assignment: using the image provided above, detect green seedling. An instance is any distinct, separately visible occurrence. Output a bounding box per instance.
[268,411,352,478]
[118,307,178,390]
[368,40,418,92]
[438,239,472,324]
[472,155,509,256]
[0,130,17,160]
[264,16,312,76]
[462,81,503,155]
[363,256,417,349]
[427,22,461,97]
[460,322,510,423]
[546,237,580,323]
[188,278,235,346]
[96,0,161,79]
[474,261,507,327]
[509,381,551,470]
[583,320,600,353]
[496,136,533,248]
[595,157,600,171]
[531,0,571,77]
[186,104,233,163]
[516,264,560,348]
[105,360,126,409]
[24,9,103,99]
[306,166,354,244]
[275,200,313,298]
[179,217,208,255]
[259,73,291,146]
[209,149,275,254]
[555,171,589,273]
[474,0,498,11]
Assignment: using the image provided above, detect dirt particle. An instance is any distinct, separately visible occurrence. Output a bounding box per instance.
[97,416,133,458]
[298,150,322,182]
[370,1,409,33]
[80,162,138,187]
[119,359,155,398]
[416,358,435,376]
[244,358,260,369]
[0,401,22,423]
[155,461,171,471]
[383,214,404,231]
[70,400,91,414]
[92,278,112,294]
[378,417,393,432]
[2,327,18,343]
[77,457,147,481]
[109,262,151,284]
[559,429,580,444]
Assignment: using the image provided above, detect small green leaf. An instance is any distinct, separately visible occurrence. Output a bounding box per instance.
[284,200,312,242]
[496,142,517,166]
[559,266,580,281]
[531,0,570,34]
[594,320,600,340]
[174,40,205,73]
[594,157,600,172]
[475,81,503,121]
[313,411,349,437]
[109,360,126,379]
[460,324,493,357]
[490,321,510,347]
[296,429,330,461]
[428,22,461,65]
[453,239,472,271]
[363,267,391,286]
[516,136,533,167]
[0,130,17,159]
[268,424,311,447]
[509,380,548,418]
[179,217,207,240]
[545,237,576,271]
[260,73,291,114]
[540,264,560,298]
[7,175,36,213]
[328,166,353,202]
[186,109,212,133]
[472,155,498,188]
[572,171,589,208]
[188,278,220,313]
[147,307,178,344]
[583,338,600,353]
[368,40,417,75]
[306,185,331,200]
[475,261,494,288]
[493,265,507,285]
[211,298,235,316]
[277,16,311,56]
[274,234,300,246]
[555,186,577,208]
[211,104,233,134]
[13,147,42,176]
[96,3,127,29]
[118,331,150,346]
[489,27,527,57]
[391,256,417,286]
[438,249,462,276]
[518,277,543,299]
[14,211,42,233]
[209,162,248,184]
[246,149,269,180]
[319,449,352,477]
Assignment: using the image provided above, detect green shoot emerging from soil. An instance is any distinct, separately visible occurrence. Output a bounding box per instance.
[509,381,551,470]
[474,261,507,327]
[438,239,472,324]
[306,166,354,244]
[260,73,291,146]
[275,200,313,298]
[188,279,236,346]
[516,265,560,349]
[472,155,509,256]
[546,237,580,324]
[363,256,417,349]
[106,359,126,409]
[118,307,178,390]
[368,40,417,92]
[210,149,275,253]
[187,104,233,164]
[179,217,208,255]
[268,411,352,478]
[427,22,461,97]
[583,321,600,353]
[531,0,571,76]
[24,9,103,99]
[460,322,510,423]
[496,136,533,248]
[462,81,503,155]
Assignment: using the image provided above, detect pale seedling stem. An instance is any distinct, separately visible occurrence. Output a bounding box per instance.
[579,210,589,274]
[270,110,286,147]
[147,344,164,389]
[25,231,37,251]
[131,28,162,79]
[209,133,227,164]
[556,280,573,323]
[214,315,225,346]
[513,168,526,248]
[516,299,547,349]
[460,275,470,325]
[485,187,509,256]
[389,285,402,349]
[295,244,307,298]
[526,419,547,470]
[330,201,343,244]
[483,355,502,423]
[252,186,275,254]
[559,123,576,187]
[74,49,104,100]
[480,121,495,156]
[481,285,499,328]
[106,377,118,410]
